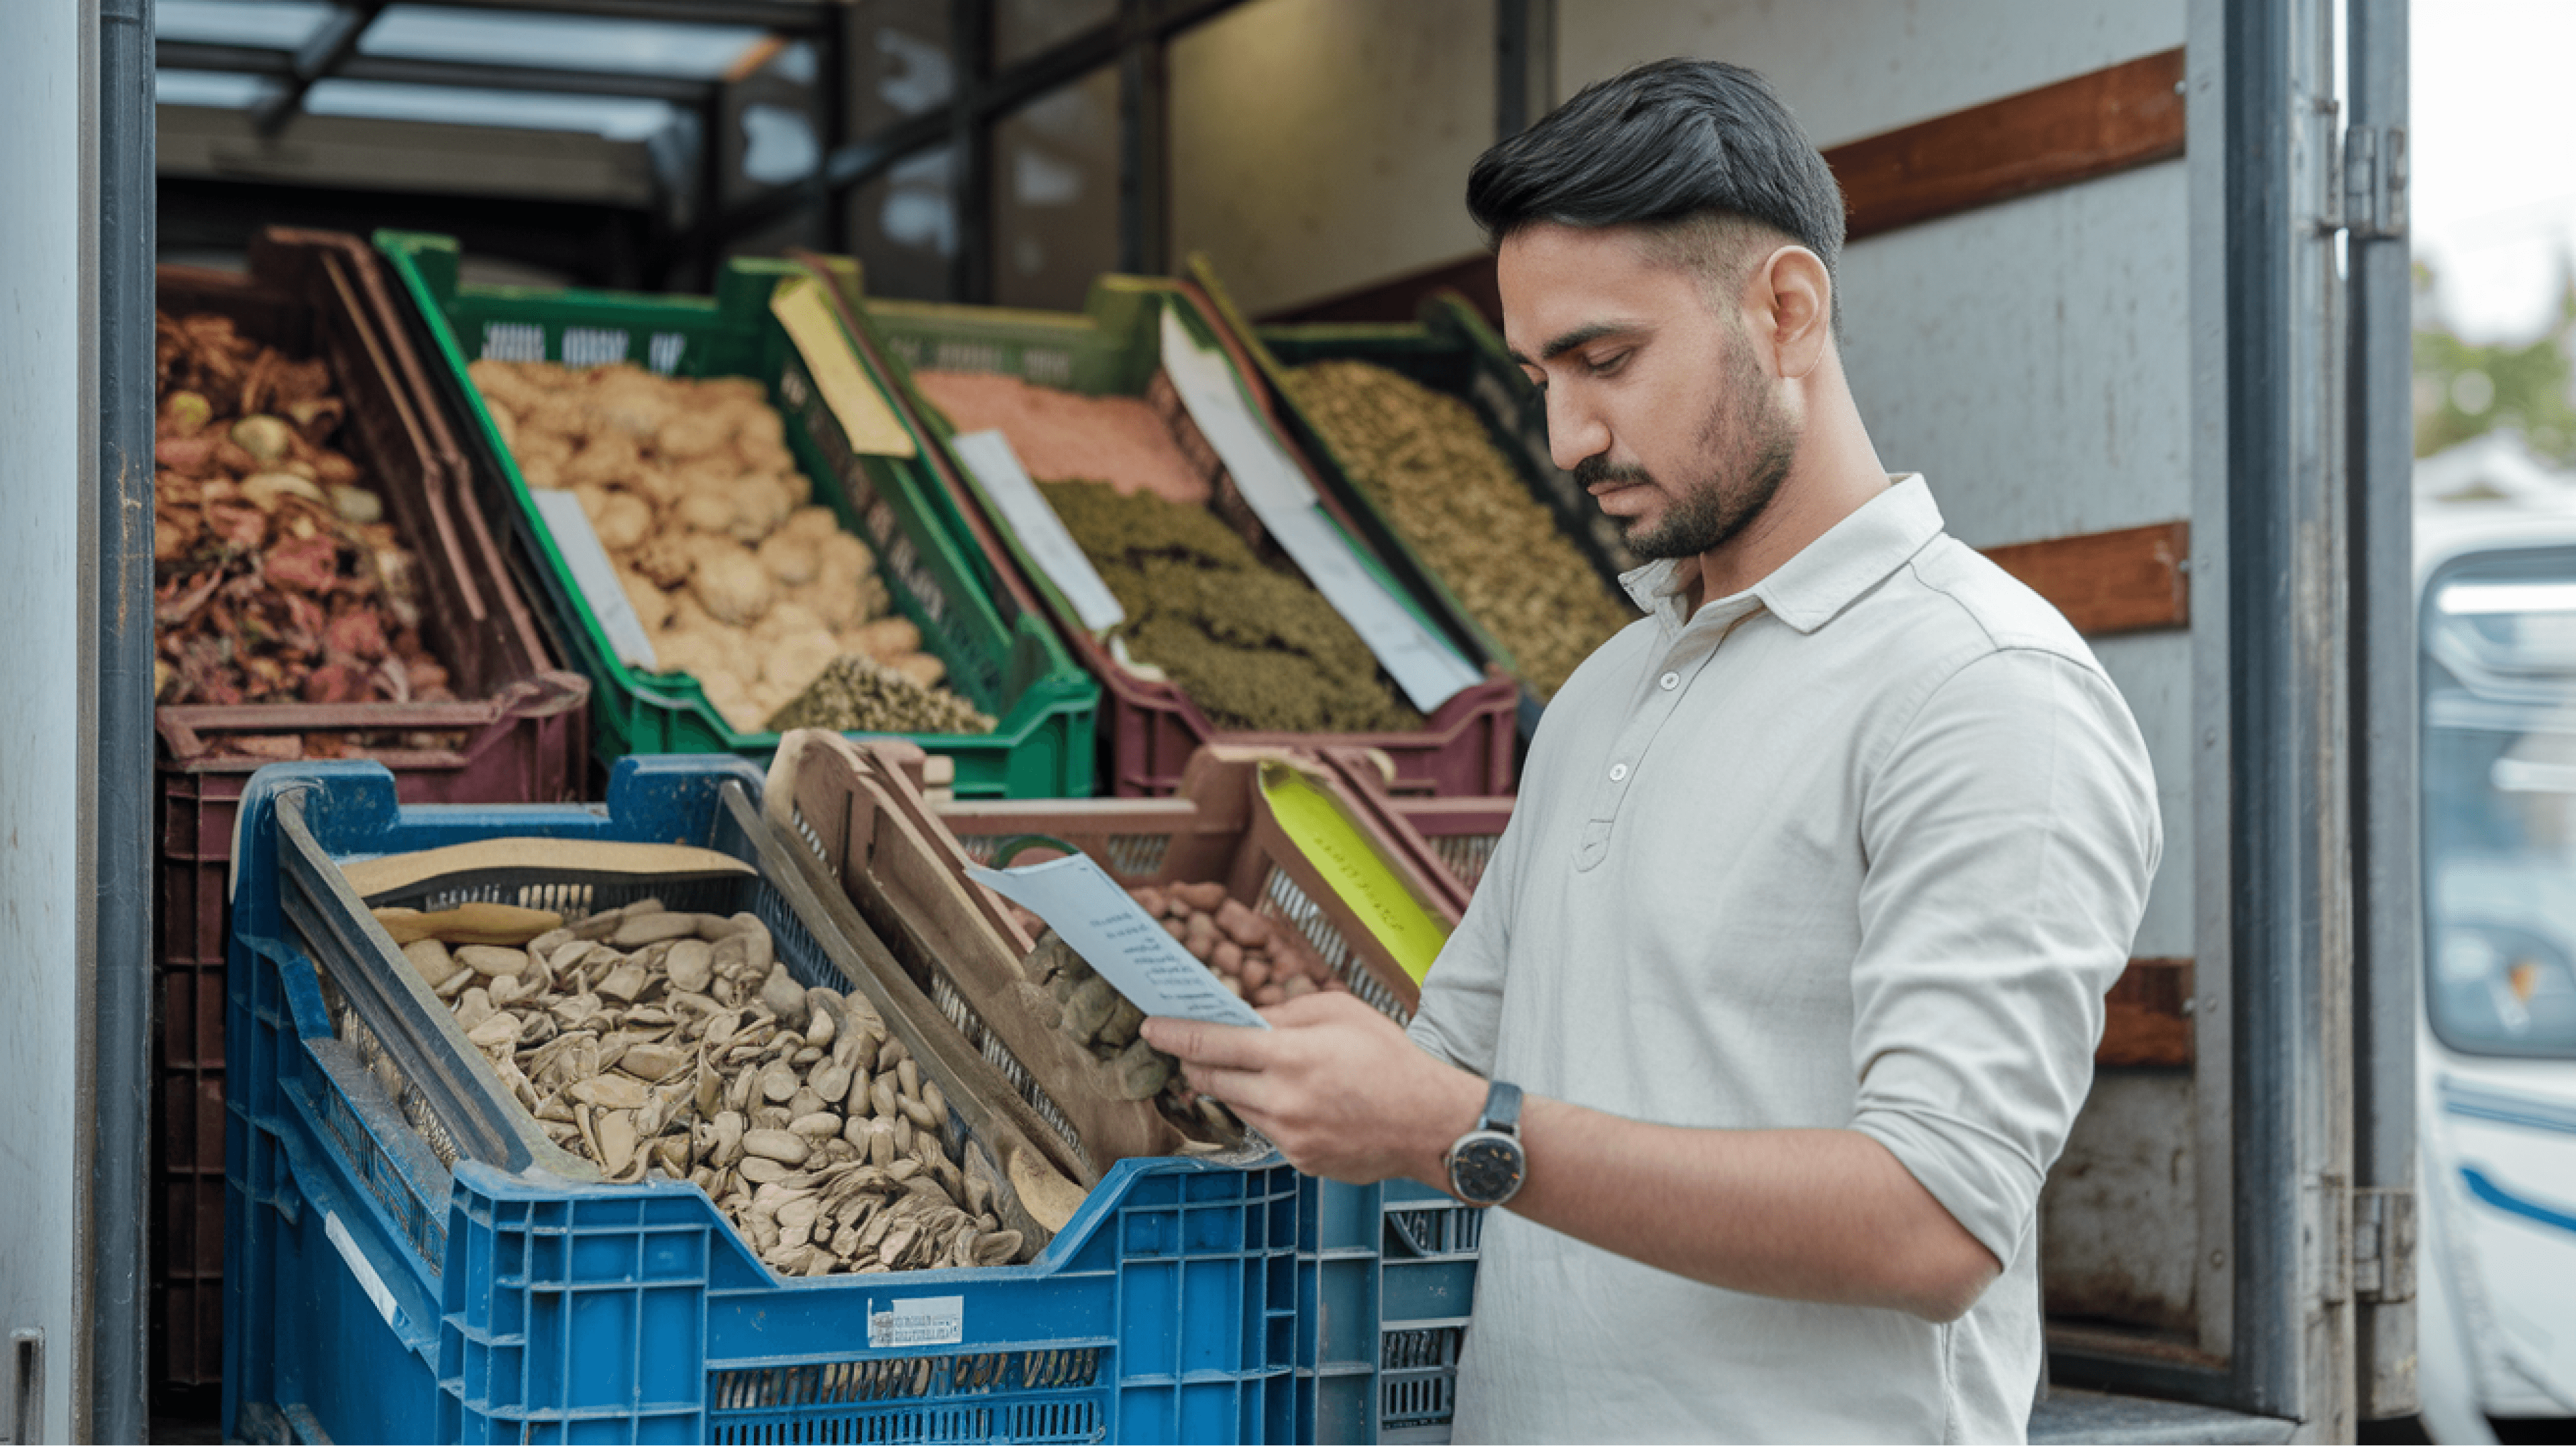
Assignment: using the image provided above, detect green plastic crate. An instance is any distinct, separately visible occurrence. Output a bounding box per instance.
[1192,258,1644,737]
[828,272,1521,799]
[373,231,1097,798]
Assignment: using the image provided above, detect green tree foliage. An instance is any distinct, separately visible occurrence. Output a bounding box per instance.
[2416,257,2576,460]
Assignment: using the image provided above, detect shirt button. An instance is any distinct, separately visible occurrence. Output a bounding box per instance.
[1659,671,1680,690]
[1609,763,1630,782]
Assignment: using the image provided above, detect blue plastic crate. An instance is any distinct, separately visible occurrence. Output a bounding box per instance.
[1298,1179,1483,1445]
[223,757,1318,1443]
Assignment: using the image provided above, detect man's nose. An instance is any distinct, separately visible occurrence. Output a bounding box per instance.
[1545,388,1611,474]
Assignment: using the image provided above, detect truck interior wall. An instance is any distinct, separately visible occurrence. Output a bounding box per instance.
[0,4,91,1441]
[1186,0,2220,1363]
[1572,0,2208,1353]
[1167,0,1494,318]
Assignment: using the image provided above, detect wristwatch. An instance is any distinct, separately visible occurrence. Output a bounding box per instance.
[1444,1080,1527,1207]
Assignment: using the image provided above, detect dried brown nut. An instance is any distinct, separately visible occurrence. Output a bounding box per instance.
[759,966,810,1026]
[1099,997,1144,1051]
[612,911,698,948]
[570,1075,653,1111]
[456,945,531,979]
[742,1129,812,1166]
[1215,899,1269,949]
[664,939,714,994]
[1110,1039,1173,1100]
[596,961,649,1002]
[403,939,463,988]
[1062,977,1118,1042]
[619,1042,690,1082]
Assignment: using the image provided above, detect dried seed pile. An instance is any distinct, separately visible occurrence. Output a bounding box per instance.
[394,896,1025,1278]
[765,653,996,736]
[153,309,451,713]
[469,360,971,734]
[1287,360,1634,700]
[1044,480,1423,733]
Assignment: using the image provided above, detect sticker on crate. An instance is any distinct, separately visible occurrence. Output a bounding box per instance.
[866,1293,966,1349]
[969,854,1269,1029]
[531,490,659,672]
[1157,307,1481,713]
[1256,760,1449,984]
[950,429,1127,633]
[771,275,916,458]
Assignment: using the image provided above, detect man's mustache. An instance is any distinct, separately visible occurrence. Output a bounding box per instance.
[1575,457,1656,489]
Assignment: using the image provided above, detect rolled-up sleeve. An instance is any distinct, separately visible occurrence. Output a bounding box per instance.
[1845,645,2161,1265]
[1407,803,1526,1078]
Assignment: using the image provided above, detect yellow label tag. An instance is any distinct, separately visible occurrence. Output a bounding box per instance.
[769,275,916,458]
[1257,760,1449,984]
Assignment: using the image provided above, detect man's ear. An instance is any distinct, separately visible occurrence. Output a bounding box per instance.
[1750,246,1832,382]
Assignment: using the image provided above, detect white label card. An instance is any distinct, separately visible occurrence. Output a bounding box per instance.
[531,489,658,672]
[1154,307,1481,713]
[325,1211,408,1335]
[867,1294,965,1349]
[951,430,1128,633]
[969,854,1271,1030]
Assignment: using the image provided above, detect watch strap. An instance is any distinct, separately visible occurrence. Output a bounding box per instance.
[1476,1079,1523,1137]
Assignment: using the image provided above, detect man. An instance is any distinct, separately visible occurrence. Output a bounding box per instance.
[1142,58,2159,1443]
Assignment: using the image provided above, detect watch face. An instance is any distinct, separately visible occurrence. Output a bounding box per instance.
[1450,1133,1525,1206]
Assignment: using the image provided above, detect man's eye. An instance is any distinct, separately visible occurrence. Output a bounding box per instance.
[1585,352,1629,376]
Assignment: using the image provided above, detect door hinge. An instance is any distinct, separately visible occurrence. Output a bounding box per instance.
[2341,124,2410,240]
[2354,1185,2417,1302]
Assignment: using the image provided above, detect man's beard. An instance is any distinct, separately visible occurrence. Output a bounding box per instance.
[1576,355,1797,562]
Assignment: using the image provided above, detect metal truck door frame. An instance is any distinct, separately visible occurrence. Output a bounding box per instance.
[2051,0,2414,1433]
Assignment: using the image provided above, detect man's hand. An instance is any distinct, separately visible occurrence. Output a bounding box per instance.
[1140,993,1486,1186]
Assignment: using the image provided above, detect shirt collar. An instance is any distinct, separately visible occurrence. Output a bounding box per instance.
[1617,476,1945,636]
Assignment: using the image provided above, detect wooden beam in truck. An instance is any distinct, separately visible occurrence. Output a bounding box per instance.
[1982,521,2192,637]
[1833,47,2186,242]
[2100,958,2194,1068]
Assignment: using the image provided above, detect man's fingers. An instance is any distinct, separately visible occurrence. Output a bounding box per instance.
[1258,989,1377,1027]
[1181,1061,1270,1113]
[1142,1016,1276,1068]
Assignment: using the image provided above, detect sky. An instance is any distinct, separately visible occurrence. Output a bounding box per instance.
[2412,0,2576,342]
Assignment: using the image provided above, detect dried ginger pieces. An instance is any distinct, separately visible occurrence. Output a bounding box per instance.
[152,308,450,711]
[469,359,969,733]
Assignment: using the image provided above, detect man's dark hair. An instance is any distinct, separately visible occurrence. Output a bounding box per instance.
[1466,58,1847,329]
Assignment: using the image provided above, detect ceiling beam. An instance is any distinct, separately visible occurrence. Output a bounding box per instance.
[250,1,386,137]
[712,0,1250,243]
[391,0,835,32]
[160,39,717,105]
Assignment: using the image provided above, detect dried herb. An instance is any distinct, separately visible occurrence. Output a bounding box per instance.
[1045,480,1421,733]
[1287,360,1634,700]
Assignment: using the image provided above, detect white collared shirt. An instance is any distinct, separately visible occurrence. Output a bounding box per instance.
[1410,477,2161,1444]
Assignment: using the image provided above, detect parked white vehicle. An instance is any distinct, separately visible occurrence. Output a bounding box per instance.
[2414,480,2576,1442]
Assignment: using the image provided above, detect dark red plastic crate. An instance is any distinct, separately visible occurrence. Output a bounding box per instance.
[148,229,587,1405]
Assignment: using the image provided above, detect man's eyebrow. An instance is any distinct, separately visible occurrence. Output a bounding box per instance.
[1507,321,1641,368]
